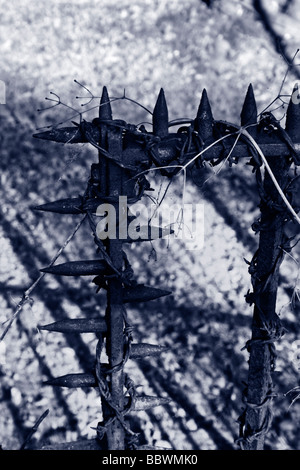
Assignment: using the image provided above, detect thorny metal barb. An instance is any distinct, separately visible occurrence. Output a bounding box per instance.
[30,82,300,450]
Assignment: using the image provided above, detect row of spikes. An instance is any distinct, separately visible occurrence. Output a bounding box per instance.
[35,196,172,301]
[36,136,171,408]
[40,257,171,301]
[43,365,171,412]
[38,257,171,303]
[40,307,170,408]
[153,82,300,138]
[39,263,171,409]
[33,197,173,244]
[33,83,300,150]
[40,318,168,359]
[151,84,257,138]
[43,374,171,411]
[41,304,171,409]
[35,88,174,421]
[40,263,171,404]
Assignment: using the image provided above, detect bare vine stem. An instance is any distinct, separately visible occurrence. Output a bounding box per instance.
[20,409,50,450]
[241,128,300,224]
[130,125,300,227]
[0,215,87,342]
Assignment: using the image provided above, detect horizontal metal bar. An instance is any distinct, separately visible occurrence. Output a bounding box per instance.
[33,125,300,163]
[184,142,300,162]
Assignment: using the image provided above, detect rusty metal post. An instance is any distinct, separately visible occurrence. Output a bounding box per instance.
[33,87,173,451]
[238,88,296,450]
[32,83,300,450]
[97,87,125,450]
[242,161,290,450]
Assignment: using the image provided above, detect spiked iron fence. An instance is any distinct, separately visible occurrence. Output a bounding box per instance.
[32,83,300,450]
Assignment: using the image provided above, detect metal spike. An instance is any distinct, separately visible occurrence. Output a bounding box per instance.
[33,197,106,215]
[33,197,84,214]
[131,395,172,411]
[122,284,172,303]
[194,88,214,141]
[241,83,257,130]
[153,88,169,137]
[286,83,300,140]
[130,343,169,359]
[39,318,107,333]
[81,198,107,212]
[43,373,97,388]
[99,86,112,120]
[41,439,104,450]
[136,445,172,450]
[33,127,86,143]
[40,259,109,276]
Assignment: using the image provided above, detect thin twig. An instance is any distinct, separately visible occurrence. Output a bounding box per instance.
[0,215,87,342]
[128,121,300,227]
[20,409,49,450]
[252,0,300,80]
[241,128,300,225]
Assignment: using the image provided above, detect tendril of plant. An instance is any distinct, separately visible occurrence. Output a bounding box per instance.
[36,81,154,132]
[74,81,153,116]
[258,49,300,117]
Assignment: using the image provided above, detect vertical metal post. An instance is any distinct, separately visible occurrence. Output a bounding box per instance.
[240,93,293,449]
[98,88,125,450]
[243,158,289,449]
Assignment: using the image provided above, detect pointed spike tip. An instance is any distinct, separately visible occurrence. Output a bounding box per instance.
[199,88,210,110]
[32,197,84,214]
[152,88,169,137]
[99,86,112,120]
[194,88,214,140]
[198,89,213,117]
[32,127,85,143]
[240,83,257,127]
[123,284,172,303]
[158,88,165,99]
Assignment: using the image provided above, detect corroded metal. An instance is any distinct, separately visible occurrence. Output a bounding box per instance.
[153,88,169,137]
[132,395,171,411]
[238,85,300,450]
[194,88,214,141]
[240,83,257,130]
[130,343,169,359]
[33,197,107,214]
[39,318,107,333]
[40,259,110,276]
[34,83,300,451]
[43,373,97,388]
[122,284,172,303]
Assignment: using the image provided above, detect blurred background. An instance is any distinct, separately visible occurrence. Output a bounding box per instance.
[0,0,300,450]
